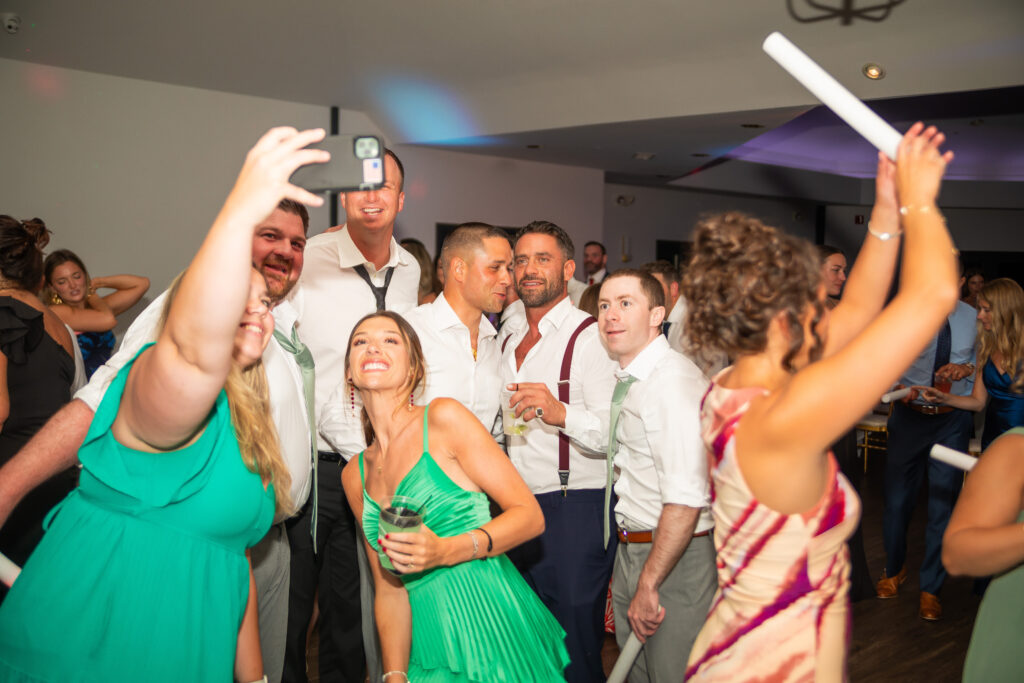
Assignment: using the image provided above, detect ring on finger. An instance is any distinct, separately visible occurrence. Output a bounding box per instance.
[535,407,544,419]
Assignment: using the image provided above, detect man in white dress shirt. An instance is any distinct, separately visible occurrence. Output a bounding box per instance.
[285,150,419,683]
[500,220,618,683]
[598,270,716,683]
[0,200,315,683]
[403,223,511,430]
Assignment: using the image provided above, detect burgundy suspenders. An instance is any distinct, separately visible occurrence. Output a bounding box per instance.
[557,317,596,494]
[502,316,597,494]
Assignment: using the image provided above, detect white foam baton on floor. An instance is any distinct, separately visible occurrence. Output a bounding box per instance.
[0,551,20,588]
[606,632,643,683]
[762,31,903,160]
[930,444,977,472]
[881,387,912,403]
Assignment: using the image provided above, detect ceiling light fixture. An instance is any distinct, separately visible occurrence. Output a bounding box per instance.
[633,152,656,161]
[862,63,885,80]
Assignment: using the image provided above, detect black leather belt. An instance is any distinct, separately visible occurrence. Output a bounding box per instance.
[317,451,342,463]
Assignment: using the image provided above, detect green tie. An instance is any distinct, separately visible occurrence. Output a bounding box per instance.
[273,326,319,546]
[604,375,637,548]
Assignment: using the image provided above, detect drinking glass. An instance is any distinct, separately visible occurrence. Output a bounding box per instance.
[378,495,423,575]
[501,388,529,437]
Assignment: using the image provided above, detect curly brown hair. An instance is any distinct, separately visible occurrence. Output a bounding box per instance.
[682,212,824,372]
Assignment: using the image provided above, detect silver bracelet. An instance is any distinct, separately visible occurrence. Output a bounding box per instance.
[867,221,902,242]
[382,672,409,682]
[466,530,479,558]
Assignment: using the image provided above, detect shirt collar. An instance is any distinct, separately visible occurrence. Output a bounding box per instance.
[538,296,575,332]
[618,335,670,381]
[333,225,409,271]
[430,292,498,340]
[667,297,686,323]
[272,298,299,333]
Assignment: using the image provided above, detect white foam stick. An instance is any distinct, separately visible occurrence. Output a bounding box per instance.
[762,31,903,160]
[0,552,20,588]
[607,632,644,683]
[881,387,912,403]
[930,444,977,472]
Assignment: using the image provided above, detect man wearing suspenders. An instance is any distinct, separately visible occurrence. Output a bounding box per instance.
[500,221,618,683]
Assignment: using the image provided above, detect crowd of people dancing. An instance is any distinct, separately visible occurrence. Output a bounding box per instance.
[0,122,1021,682]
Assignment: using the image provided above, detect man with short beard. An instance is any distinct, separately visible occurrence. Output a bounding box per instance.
[499,220,618,683]
[0,199,316,683]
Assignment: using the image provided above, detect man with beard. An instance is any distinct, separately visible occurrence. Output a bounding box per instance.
[0,200,314,683]
[499,220,618,683]
[401,222,512,430]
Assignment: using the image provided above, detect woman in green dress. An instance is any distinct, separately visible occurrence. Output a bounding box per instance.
[341,311,569,683]
[0,126,327,682]
[944,426,1024,682]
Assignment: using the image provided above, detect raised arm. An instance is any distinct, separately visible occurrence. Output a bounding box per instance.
[92,274,151,315]
[943,433,1024,576]
[49,293,117,333]
[823,153,901,355]
[756,123,960,460]
[113,128,326,451]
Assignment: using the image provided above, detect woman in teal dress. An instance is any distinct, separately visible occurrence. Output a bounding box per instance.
[921,278,1024,449]
[340,311,569,683]
[944,427,1024,682]
[0,126,327,682]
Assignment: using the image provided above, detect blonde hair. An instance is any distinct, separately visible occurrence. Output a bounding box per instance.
[161,271,293,515]
[977,278,1024,392]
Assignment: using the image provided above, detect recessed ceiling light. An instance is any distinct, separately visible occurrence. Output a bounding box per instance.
[526,144,541,149]
[633,152,656,161]
[862,63,885,80]
[692,153,710,158]
[740,123,764,129]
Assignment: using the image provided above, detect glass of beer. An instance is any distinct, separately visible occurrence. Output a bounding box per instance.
[378,495,423,575]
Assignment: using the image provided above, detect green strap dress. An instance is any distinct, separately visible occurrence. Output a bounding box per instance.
[0,345,275,682]
[360,404,569,682]
[963,431,1024,682]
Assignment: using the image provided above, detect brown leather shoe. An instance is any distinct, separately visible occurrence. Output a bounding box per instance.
[920,592,942,621]
[875,566,908,599]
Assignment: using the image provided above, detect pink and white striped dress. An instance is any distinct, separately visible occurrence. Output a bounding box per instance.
[685,382,859,683]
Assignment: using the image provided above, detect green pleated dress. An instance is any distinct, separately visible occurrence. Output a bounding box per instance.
[360,405,569,682]
[0,346,275,682]
[962,508,1024,682]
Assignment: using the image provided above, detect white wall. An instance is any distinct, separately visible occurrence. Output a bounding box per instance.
[603,183,818,269]
[379,145,606,277]
[0,58,348,333]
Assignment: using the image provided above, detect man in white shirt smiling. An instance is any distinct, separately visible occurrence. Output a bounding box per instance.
[500,220,618,683]
[286,149,419,683]
[403,223,511,431]
[598,269,716,683]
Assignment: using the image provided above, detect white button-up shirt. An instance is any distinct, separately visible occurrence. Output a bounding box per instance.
[500,297,618,494]
[297,226,419,456]
[613,336,714,533]
[403,292,502,433]
[75,291,314,516]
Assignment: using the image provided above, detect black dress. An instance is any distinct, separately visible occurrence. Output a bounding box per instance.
[0,296,77,575]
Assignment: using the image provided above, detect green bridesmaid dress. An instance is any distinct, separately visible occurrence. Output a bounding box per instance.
[0,346,275,682]
[360,404,569,682]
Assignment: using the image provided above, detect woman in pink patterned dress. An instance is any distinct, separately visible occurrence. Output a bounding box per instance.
[681,123,958,682]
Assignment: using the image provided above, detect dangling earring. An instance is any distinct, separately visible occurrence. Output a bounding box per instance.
[50,291,64,305]
[349,382,356,417]
[409,391,415,408]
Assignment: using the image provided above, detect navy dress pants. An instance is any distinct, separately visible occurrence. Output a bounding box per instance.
[883,404,972,595]
[507,488,617,683]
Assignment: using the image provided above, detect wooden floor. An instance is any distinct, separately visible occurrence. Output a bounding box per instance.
[311,450,981,682]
